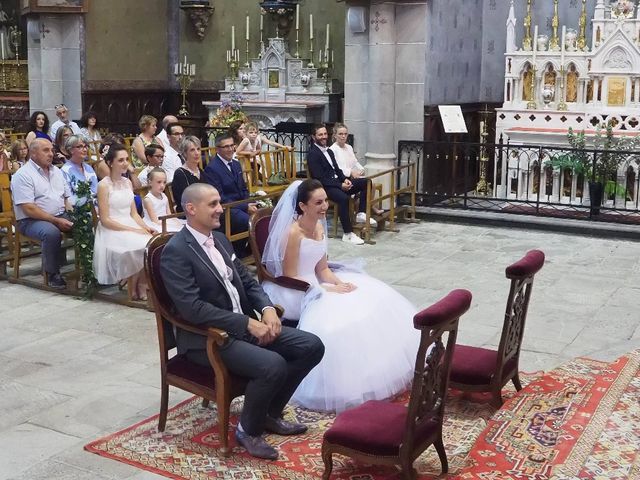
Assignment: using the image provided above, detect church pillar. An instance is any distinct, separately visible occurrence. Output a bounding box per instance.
[344,1,427,204]
[634,77,639,103]
[27,14,83,121]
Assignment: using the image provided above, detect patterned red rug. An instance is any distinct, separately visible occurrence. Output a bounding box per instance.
[458,350,640,480]
[85,376,539,479]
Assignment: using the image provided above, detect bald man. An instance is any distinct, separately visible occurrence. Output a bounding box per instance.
[11,139,73,289]
[160,183,324,461]
[156,114,179,147]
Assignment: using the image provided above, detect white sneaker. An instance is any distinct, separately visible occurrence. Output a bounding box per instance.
[342,232,365,245]
[355,212,378,227]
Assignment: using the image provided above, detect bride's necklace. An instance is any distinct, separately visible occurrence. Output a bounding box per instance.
[297,218,316,239]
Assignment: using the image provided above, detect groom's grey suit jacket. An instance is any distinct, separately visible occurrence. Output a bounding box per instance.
[160,226,273,353]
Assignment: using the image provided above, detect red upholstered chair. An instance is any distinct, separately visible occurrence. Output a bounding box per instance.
[248,208,310,323]
[449,249,545,407]
[321,289,472,480]
[144,233,248,456]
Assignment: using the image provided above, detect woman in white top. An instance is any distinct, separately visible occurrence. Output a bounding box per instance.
[78,111,102,161]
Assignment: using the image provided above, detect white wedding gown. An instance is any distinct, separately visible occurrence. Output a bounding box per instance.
[262,236,420,412]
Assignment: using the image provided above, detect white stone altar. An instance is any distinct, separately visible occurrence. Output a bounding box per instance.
[495,0,640,203]
[202,37,340,128]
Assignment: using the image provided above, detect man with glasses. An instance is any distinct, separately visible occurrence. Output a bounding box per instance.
[50,104,81,139]
[138,143,166,186]
[162,122,185,183]
[203,132,256,257]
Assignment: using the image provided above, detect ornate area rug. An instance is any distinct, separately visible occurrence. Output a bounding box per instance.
[85,376,539,479]
[458,350,640,480]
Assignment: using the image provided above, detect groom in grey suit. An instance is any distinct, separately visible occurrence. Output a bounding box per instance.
[160,183,324,460]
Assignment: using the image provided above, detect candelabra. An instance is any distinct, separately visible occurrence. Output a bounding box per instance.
[295,25,300,58]
[557,66,568,111]
[245,38,250,68]
[475,105,492,196]
[174,59,196,116]
[11,27,22,89]
[320,50,332,94]
[227,56,240,91]
[527,67,537,110]
[0,59,7,91]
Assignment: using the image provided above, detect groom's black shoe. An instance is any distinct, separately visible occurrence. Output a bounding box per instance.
[264,415,308,435]
[235,429,279,460]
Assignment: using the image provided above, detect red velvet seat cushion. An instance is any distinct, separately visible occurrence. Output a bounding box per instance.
[414,289,472,328]
[450,344,498,385]
[324,400,437,456]
[167,354,215,389]
[505,250,545,279]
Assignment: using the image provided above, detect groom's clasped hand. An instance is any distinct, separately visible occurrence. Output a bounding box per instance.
[247,308,282,345]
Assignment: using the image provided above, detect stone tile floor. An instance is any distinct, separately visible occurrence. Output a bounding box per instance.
[1,220,639,479]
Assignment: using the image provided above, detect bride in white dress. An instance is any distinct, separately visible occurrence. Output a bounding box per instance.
[261,179,420,412]
[93,143,156,299]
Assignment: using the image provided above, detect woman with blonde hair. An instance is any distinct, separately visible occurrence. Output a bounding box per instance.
[130,115,163,168]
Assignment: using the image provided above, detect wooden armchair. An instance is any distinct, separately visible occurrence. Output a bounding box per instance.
[449,250,545,407]
[144,233,248,456]
[321,289,472,480]
[240,148,297,195]
[0,172,15,276]
[248,208,310,322]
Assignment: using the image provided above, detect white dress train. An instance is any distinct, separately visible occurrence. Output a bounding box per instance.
[262,237,420,412]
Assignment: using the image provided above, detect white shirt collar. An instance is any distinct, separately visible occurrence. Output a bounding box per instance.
[185,224,212,247]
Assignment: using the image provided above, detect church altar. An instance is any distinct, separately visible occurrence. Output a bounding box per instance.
[494,0,640,202]
[203,37,340,128]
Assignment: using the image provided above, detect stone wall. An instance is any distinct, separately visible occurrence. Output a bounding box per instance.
[83,0,345,92]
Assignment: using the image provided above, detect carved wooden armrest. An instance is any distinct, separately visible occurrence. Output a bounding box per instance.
[206,327,229,346]
[273,275,310,292]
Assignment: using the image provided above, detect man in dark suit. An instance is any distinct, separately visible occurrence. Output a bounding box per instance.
[203,132,254,256]
[160,183,324,460]
[307,124,376,245]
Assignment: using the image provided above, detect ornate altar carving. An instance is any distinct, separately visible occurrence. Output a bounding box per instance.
[203,37,340,127]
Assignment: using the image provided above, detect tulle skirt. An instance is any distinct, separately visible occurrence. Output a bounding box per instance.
[93,219,152,284]
[281,272,420,412]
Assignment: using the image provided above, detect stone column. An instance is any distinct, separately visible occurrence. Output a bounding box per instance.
[27,14,83,121]
[343,0,427,206]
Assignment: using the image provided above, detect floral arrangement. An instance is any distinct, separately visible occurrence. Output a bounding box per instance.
[208,92,249,128]
[70,180,97,298]
[251,190,273,209]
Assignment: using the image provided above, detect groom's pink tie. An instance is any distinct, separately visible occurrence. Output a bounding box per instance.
[203,236,228,277]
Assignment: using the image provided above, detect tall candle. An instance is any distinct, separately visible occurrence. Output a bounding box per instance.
[174,63,178,75]
[0,33,4,61]
[231,25,235,51]
[532,25,538,65]
[309,14,314,40]
[227,50,230,62]
[260,14,263,32]
[246,15,250,41]
[296,4,300,30]
[325,24,330,50]
[191,64,196,76]
[560,25,566,67]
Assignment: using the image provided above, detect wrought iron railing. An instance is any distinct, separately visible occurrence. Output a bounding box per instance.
[397,140,640,223]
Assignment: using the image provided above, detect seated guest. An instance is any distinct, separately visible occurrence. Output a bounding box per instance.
[131,115,162,168]
[10,139,73,289]
[9,139,29,172]
[307,123,376,246]
[156,114,178,148]
[78,111,102,160]
[138,143,165,186]
[171,135,204,213]
[203,132,256,256]
[53,125,73,165]
[25,111,52,146]
[142,168,183,232]
[161,122,185,183]
[93,143,156,300]
[330,123,384,216]
[160,182,324,460]
[49,103,81,139]
[61,135,98,207]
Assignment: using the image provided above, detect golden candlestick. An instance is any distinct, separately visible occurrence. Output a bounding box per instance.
[295,28,300,58]
[577,0,587,51]
[475,104,492,196]
[308,38,315,69]
[523,0,533,51]
[549,0,560,51]
[245,38,250,68]
[527,67,537,110]
[557,66,568,111]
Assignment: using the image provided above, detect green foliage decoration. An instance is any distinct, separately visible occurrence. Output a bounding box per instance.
[69,180,97,298]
